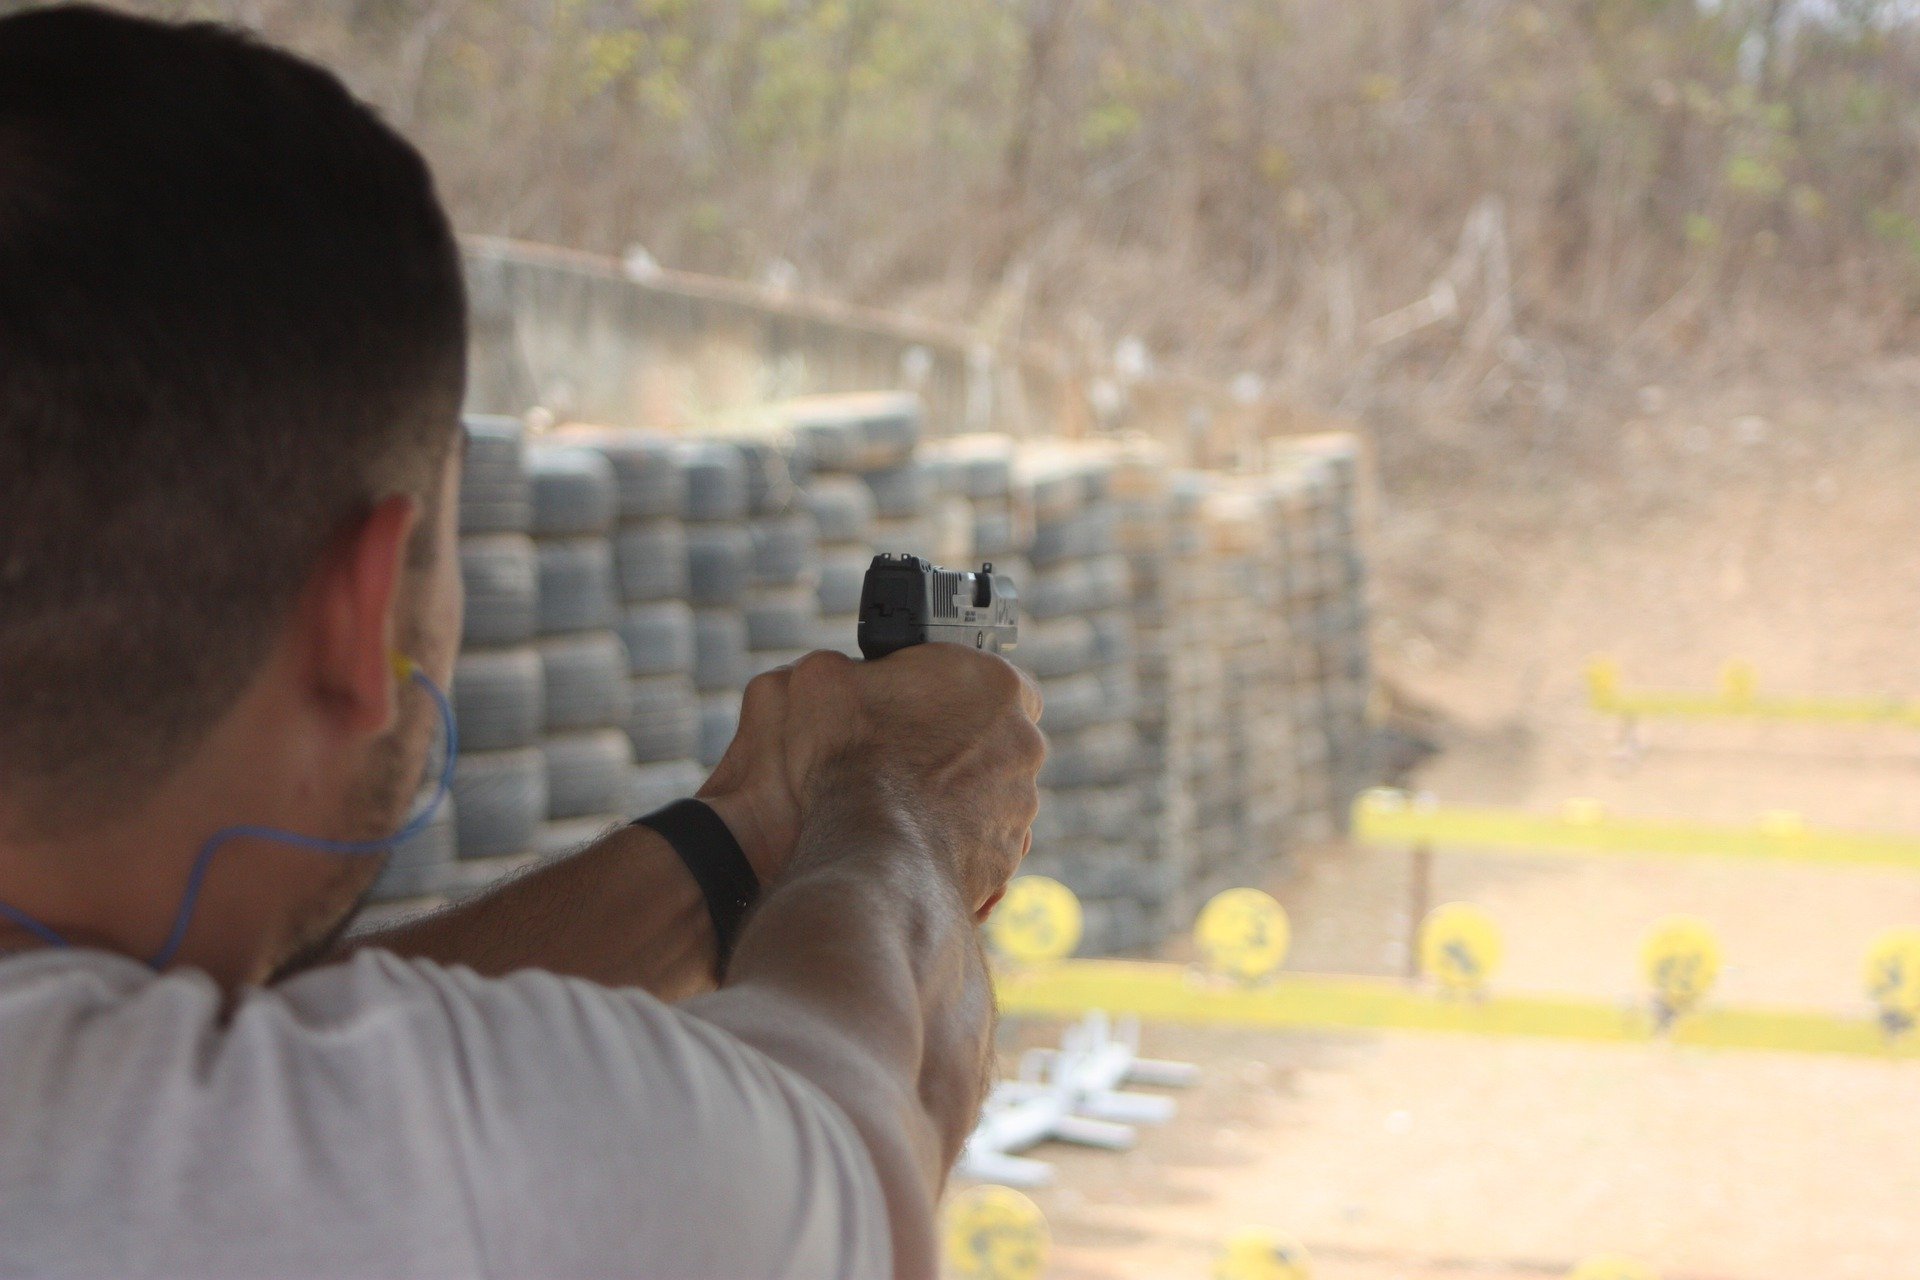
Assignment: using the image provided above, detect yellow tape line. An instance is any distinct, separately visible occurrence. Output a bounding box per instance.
[1353,794,1920,872]
[1586,659,1920,726]
[994,961,1920,1060]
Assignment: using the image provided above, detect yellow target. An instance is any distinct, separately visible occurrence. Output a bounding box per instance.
[987,876,1083,965]
[1418,903,1504,995]
[1568,1255,1660,1280]
[1196,888,1292,983]
[943,1184,1048,1280]
[1214,1227,1312,1280]
[1864,928,1920,1037]
[1640,916,1722,1022]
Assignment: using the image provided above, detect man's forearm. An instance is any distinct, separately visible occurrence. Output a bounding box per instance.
[342,824,719,1000]
[683,790,996,1277]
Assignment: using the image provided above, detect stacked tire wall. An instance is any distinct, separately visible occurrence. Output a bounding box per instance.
[789,393,924,657]
[444,416,546,891]
[1012,447,1158,954]
[526,440,646,857]
[379,406,1378,959]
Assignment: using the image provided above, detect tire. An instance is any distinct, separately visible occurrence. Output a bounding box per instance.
[618,601,695,677]
[749,514,817,587]
[959,452,1015,500]
[629,758,704,814]
[452,648,544,751]
[1031,505,1117,567]
[1031,787,1142,847]
[528,443,618,536]
[460,415,531,534]
[816,547,871,616]
[1040,723,1140,788]
[1031,788,1091,848]
[857,402,922,469]
[1075,463,1115,507]
[731,438,798,516]
[698,693,740,767]
[972,510,1024,558]
[1095,662,1141,721]
[536,536,617,635]
[542,728,636,819]
[613,519,689,603]
[1028,561,1094,620]
[1020,466,1084,524]
[862,463,930,518]
[1084,786,1144,841]
[536,631,631,733]
[1037,673,1105,734]
[373,798,456,900]
[1016,617,1097,679]
[1023,843,1168,903]
[1086,556,1132,611]
[625,674,699,763]
[451,747,546,860]
[1076,897,1157,956]
[460,534,538,647]
[744,587,818,651]
[693,609,748,692]
[1089,610,1136,666]
[805,476,875,544]
[677,440,750,523]
[685,524,752,607]
[565,428,684,520]
[786,392,921,471]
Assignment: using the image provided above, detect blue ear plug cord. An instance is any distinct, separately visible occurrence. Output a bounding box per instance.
[0,660,458,971]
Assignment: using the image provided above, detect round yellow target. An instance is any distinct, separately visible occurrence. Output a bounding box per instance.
[987,876,1082,965]
[1640,916,1722,1021]
[1568,1255,1660,1280]
[1418,903,1504,995]
[1196,889,1292,982]
[943,1184,1048,1280]
[1214,1227,1312,1280]
[1864,928,1920,1037]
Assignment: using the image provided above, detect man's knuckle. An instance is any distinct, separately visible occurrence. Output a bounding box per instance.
[741,667,789,706]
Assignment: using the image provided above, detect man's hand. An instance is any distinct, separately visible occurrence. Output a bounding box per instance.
[699,648,1044,907]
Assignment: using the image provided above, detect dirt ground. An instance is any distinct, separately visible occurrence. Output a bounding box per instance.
[990,368,1920,1280]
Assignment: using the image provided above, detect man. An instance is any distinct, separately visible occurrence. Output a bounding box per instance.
[0,6,1044,1277]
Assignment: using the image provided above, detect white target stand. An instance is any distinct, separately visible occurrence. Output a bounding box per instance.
[958,1010,1197,1187]
[964,878,1203,1188]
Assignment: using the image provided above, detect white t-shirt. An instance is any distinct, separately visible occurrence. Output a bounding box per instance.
[0,947,890,1278]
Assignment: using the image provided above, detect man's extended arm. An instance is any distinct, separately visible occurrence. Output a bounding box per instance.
[682,780,998,1274]
[345,646,1043,1274]
[340,823,722,1000]
[336,757,792,1000]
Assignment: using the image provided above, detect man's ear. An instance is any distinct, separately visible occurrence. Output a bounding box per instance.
[305,495,421,734]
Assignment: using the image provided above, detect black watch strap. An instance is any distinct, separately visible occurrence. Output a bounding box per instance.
[635,799,760,979]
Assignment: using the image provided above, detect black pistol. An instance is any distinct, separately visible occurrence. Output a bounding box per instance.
[857,554,1019,660]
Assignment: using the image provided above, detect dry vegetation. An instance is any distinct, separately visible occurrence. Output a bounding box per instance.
[90,2,1920,364]
[61,0,1920,653]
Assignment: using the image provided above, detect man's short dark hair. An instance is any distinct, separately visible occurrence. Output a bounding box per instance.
[0,5,467,835]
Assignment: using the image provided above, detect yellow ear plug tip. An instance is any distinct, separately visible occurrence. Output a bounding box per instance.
[391,654,418,682]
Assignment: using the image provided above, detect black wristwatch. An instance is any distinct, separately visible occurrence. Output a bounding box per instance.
[634,799,761,980]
